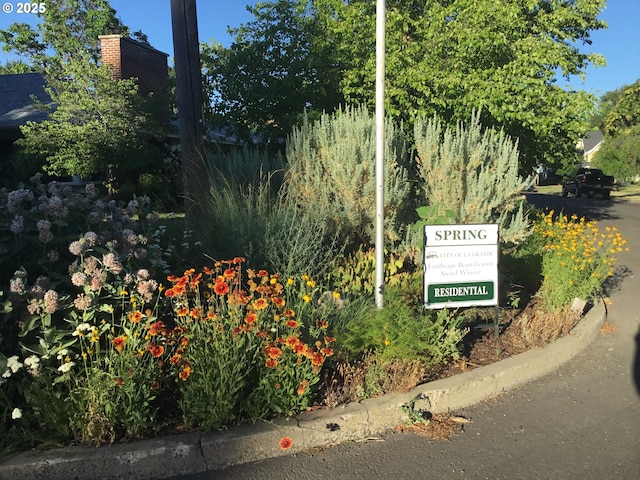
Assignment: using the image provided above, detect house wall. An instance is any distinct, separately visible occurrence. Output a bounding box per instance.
[99,35,169,95]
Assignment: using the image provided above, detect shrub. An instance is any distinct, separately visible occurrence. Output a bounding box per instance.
[336,279,467,367]
[284,105,412,247]
[414,111,530,244]
[535,211,628,312]
[201,165,337,280]
[163,262,337,429]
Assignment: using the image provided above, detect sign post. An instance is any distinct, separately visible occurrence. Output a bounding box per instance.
[423,224,499,314]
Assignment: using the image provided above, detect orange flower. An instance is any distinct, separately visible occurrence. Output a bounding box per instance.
[285,336,299,346]
[244,312,258,325]
[282,308,295,317]
[253,298,269,310]
[176,307,189,317]
[214,280,229,295]
[321,347,334,357]
[271,296,286,307]
[179,364,192,381]
[292,342,306,354]
[265,358,278,368]
[232,256,245,264]
[223,268,236,279]
[149,344,164,358]
[285,319,299,329]
[203,266,214,275]
[189,307,202,318]
[128,310,143,323]
[257,269,269,278]
[324,336,336,344]
[297,380,309,396]
[149,321,165,336]
[112,336,126,353]
[265,346,283,359]
[164,288,176,298]
[316,319,329,329]
[279,437,293,450]
[115,377,124,387]
[311,352,324,366]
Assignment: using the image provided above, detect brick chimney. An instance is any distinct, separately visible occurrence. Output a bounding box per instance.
[99,35,169,96]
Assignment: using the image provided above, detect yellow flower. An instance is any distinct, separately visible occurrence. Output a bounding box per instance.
[302,294,311,303]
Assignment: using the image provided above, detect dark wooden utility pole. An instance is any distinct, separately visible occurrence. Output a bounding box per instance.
[170,0,208,227]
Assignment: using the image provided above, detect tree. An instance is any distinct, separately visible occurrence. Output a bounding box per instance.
[591,79,640,182]
[589,84,629,130]
[17,55,164,180]
[201,0,343,144]
[1,1,166,184]
[602,80,640,137]
[0,1,130,71]
[313,0,606,171]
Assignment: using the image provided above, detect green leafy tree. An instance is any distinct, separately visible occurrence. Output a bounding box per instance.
[602,80,640,137]
[589,84,629,130]
[1,0,167,183]
[591,80,640,182]
[313,0,606,171]
[17,55,164,180]
[201,0,343,144]
[0,59,39,74]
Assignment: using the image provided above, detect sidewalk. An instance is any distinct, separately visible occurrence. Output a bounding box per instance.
[0,300,607,480]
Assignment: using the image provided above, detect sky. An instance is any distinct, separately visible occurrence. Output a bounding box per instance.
[1,0,639,97]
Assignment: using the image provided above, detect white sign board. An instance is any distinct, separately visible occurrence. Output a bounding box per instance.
[423,224,499,309]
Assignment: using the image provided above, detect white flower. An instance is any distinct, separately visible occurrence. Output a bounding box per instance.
[24,355,40,367]
[2,369,11,379]
[6,355,23,373]
[56,348,69,360]
[58,361,75,373]
[72,323,92,336]
[11,408,22,420]
[24,355,41,376]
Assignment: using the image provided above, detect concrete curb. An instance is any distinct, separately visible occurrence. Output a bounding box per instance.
[0,300,607,480]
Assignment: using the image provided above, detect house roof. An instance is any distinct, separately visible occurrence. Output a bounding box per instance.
[582,130,604,154]
[0,73,53,130]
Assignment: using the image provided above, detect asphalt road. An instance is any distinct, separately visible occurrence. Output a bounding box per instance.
[177,193,640,480]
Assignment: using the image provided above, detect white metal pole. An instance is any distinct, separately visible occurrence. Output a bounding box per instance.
[375,0,386,309]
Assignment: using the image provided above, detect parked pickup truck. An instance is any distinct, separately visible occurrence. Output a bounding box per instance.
[561,167,615,199]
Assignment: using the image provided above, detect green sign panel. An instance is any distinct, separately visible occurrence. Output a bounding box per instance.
[427,281,494,304]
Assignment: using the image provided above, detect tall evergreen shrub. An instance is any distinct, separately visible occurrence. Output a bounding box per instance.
[284,106,412,247]
[414,111,530,244]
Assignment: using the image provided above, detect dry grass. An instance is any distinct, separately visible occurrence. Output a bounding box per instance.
[321,355,427,408]
[516,307,582,347]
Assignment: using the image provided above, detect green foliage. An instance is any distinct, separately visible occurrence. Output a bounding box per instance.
[534,211,628,312]
[164,264,336,429]
[603,80,640,137]
[17,57,165,179]
[414,111,530,244]
[327,246,415,297]
[314,0,605,170]
[0,0,129,70]
[285,105,412,247]
[201,153,336,280]
[591,124,640,182]
[201,0,343,143]
[337,280,467,367]
[2,0,168,188]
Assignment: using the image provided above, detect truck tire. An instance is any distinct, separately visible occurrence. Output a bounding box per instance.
[575,185,582,198]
